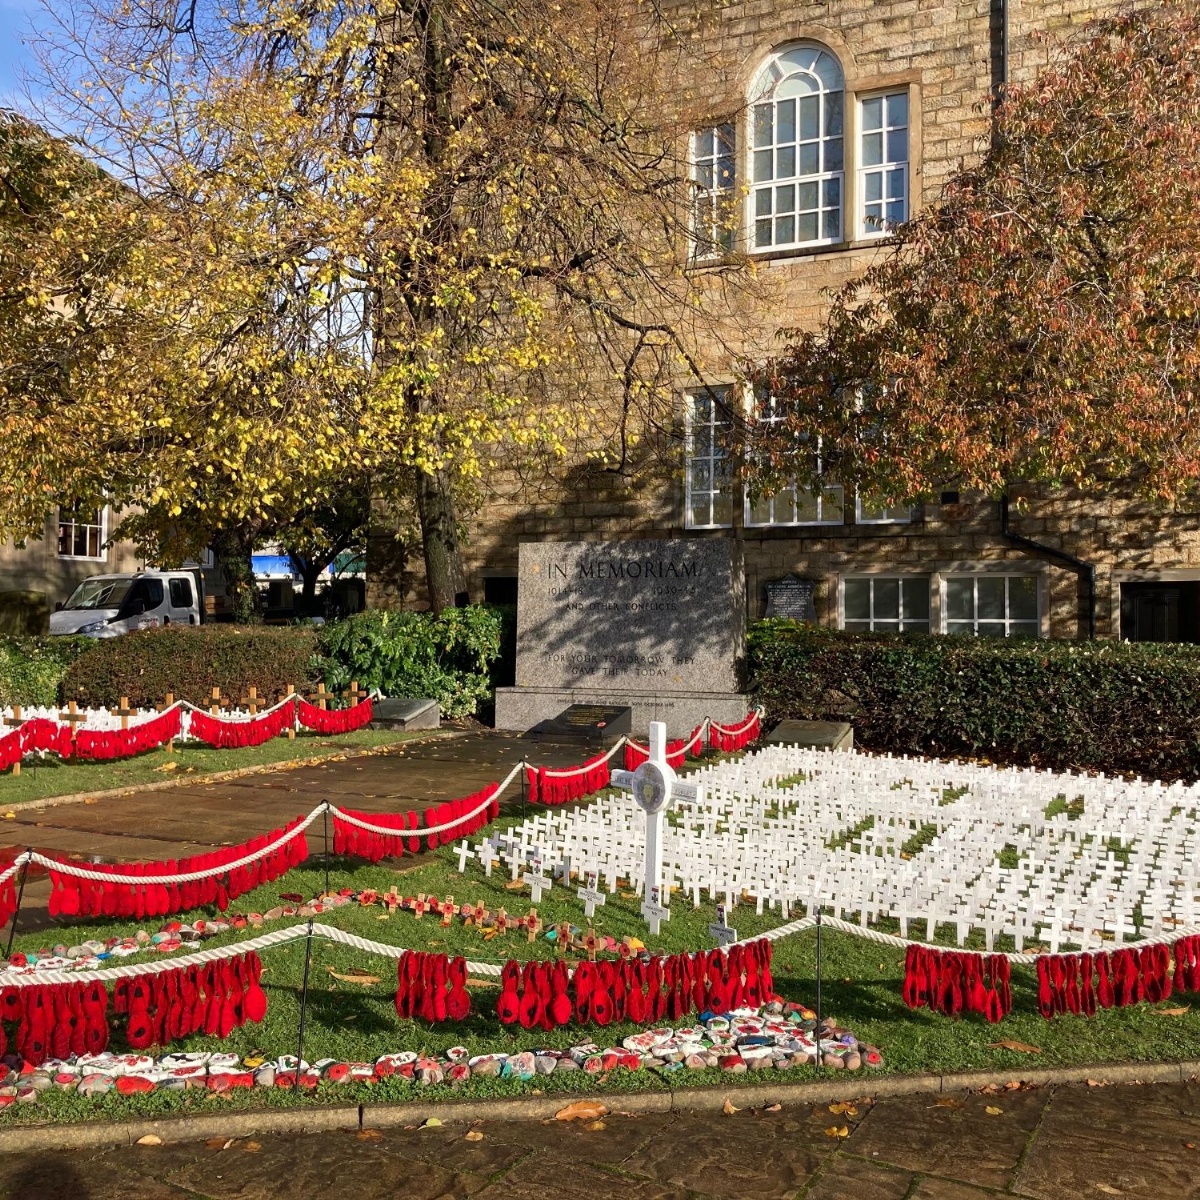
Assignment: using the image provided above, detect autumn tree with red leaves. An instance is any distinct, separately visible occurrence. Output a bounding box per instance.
[754,5,1200,508]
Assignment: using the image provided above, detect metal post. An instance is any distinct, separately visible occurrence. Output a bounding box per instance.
[814,905,823,1069]
[293,919,315,1090]
[5,851,31,960]
[520,761,527,822]
[322,807,331,895]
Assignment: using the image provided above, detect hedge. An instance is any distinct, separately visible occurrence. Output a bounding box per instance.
[61,626,319,709]
[748,620,1200,781]
[0,636,93,708]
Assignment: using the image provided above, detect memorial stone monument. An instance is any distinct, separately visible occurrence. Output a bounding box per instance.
[494,538,749,735]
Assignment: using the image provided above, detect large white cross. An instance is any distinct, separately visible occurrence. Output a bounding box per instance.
[611,720,703,935]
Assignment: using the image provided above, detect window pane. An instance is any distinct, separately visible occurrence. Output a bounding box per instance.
[797,211,818,242]
[776,145,796,178]
[798,180,819,211]
[1009,621,1039,639]
[887,128,908,164]
[977,621,1006,638]
[754,149,773,181]
[794,490,820,523]
[822,208,840,241]
[865,172,883,202]
[862,131,883,167]
[775,184,795,213]
[821,485,844,523]
[844,579,871,622]
[886,167,906,199]
[716,156,735,188]
[825,137,843,172]
[695,127,714,159]
[1009,576,1038,621]
[711,491,732,526]
[749,493,773,525]
[901,579,930,621]
[844,620,871,633]
[690,499,712,527]
[691,460,711,490]
[798,142,819,175]
[754,105,772,148]
[799,95,819,140]
[861,96,883,130]
[885,199,906,226]
[825,93,843,136]
[755,188,772,217]
[977,577,1005,620]
[864,203,883,230]
[775,214,795,244]
[874,620,900,634]
[777,98,795,143]
[874,578,901,620]
[824,176,841,207]
[946,579,974,622]
[717,123,735,156]
[755,218,772,247]
[695,161,713,189]
[886,92,908,127]
[946,621,974,636]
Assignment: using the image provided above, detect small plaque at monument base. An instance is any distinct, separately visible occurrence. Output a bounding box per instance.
[532,703,632,747]
[765,719,853,751]
[369,697,440,732]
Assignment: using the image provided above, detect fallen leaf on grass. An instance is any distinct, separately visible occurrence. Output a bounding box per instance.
[136,1135,163,1147]
[422,1118,443,1128]
[722,1099,739,1115]
[1,812,13,819]
[356,1129,383,1142]
[988,1040,1042,1054]
[326,967,381,986]
[828,1101,857,1116]
[504,879,527,891]
[985,1106,1004,1116]
[1156,1006,1190,1016]
[154,762,178,773]
[555,1100,607,1122]
[930,1098,963,1109]
[823,1125,850,1139]
[464,1131,485,1142]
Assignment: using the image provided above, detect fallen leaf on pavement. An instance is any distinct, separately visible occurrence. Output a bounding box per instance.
[823,1125,850,1139]
[465,1131,484,1142]
[828,1101,857,1116]
[243,1142,262,1153]
[137,1135,163,1147]
[204,1137,234,1150]
[931,1098,963,1109]
[1095,1184,1123,1195]
[985,1106,1004,1116]
[586,1121,606,1131]
[327,968,381,986]
[356,1129,383,1142]
[1087,1079,1107,1088]
[1004,1081,1022,1091]
[988,1040,1042,1053]
[1156,1006,1190,1016]
[1185,1142,1196,1150]
[555,1100,608,1122]
[722,1099,739,1115]
[422,1118,443,1128]
[762,1103,782,1113]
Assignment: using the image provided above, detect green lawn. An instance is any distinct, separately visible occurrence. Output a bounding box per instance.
[8,815,1200,1126]
[0,728,430,808]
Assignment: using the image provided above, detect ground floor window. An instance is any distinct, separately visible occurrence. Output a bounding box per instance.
[685,387,733,529]
[57,506,106,560]
[944,574,1039,638]
[842,575,930,633]
[1120,581,1200,643]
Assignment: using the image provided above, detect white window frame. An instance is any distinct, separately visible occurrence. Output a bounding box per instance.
[858,90,910,238]
[747,43,845,253]
[684,387,733,529]
[689,123,736,259]
[940,573,1042,638]
[57,506,107,561]
[840,574,932,633]
[855,494,914,525]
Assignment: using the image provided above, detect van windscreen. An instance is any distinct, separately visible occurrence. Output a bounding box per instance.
[63,578,133,610]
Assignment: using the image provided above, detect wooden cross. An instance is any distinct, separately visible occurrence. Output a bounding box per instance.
[285,685,295,739]
[57,701,88,742]
[555,921,572,953]
[210,687,225,717]
[109,696,134,731]
[412,893,427,920]
[344,680,367,706]
[439,895,456,927]
[155,693,176,752]
[525,909,542,943]
[241,687,259,716]
[3,706,23,777]
[381,887,401,913]
[582,927,600,962]
[495,906,508,933]
[312,683,329,712]
[471,900,487,928]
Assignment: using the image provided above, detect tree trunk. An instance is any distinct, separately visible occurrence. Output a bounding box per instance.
[415,465,466,613]
[212,526,260,624]
[300,564,321,612]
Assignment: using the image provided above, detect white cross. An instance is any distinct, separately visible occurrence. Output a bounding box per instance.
[455,841,473,874]
[577,870,606,919]
[477,841,499,878]
[524,855,551,903]
[708,902,738,947]
[641,884,671,936]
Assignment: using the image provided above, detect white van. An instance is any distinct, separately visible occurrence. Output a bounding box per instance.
[49,570,203,638]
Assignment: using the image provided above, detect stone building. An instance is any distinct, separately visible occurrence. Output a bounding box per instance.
[371,0,1193,645]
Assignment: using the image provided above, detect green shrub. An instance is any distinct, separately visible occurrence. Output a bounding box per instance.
[314,607,502,719]
[0,636,93,708]
[748,620,1200,780]
[61,626,318,708]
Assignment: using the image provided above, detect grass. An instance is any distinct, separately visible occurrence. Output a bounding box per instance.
[0,728,428,807]
[8,813,1200,1127]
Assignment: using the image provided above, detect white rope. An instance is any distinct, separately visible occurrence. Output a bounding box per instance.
[31,810,321,884]
[535,737,630,778]
[709,708,764,736]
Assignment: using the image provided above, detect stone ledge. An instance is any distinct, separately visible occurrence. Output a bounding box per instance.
[495,687,752,738]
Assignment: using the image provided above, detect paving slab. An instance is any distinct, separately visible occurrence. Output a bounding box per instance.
[803,1153,914,1200]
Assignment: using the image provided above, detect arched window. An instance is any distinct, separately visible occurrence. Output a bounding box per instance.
[748,44,844,250]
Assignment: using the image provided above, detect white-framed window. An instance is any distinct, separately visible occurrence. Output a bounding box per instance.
[748,44,844,251]
[690,123,736,257]
[685,386,733,529]
[842,575,930,633]
[944,574,1040,637]
[57,506,106,560]
[856,495,913,524]
[860,91,909,236]
[743,387,844,526]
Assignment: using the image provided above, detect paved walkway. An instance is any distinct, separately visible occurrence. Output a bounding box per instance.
[1,1079,1197,1198]
[1,732,587,931]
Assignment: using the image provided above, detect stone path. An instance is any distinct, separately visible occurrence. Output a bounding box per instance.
[1,1079,1197,1198]
[1,731,587,930]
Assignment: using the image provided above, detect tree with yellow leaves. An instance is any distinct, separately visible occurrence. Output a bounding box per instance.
[5,0,760,610]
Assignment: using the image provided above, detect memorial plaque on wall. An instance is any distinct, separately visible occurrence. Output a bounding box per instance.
[764,574,816,622]
[514,538,744,694]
